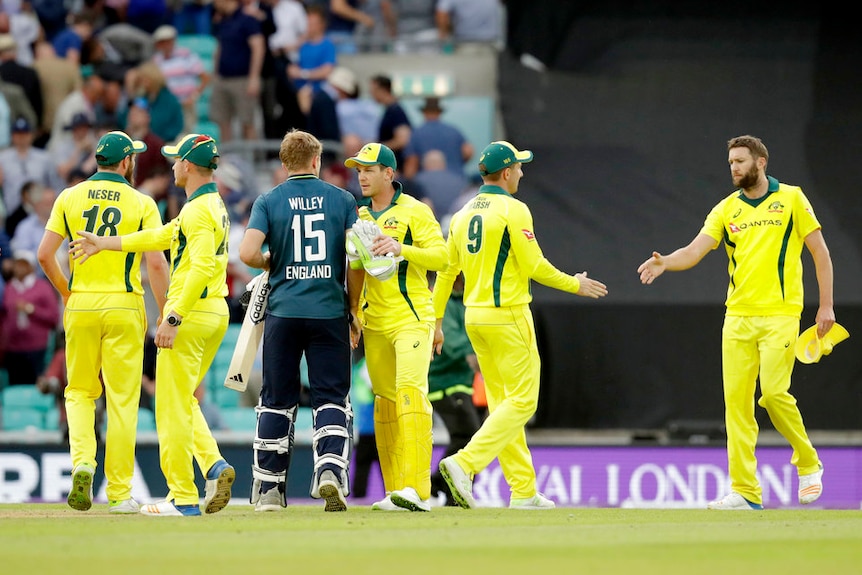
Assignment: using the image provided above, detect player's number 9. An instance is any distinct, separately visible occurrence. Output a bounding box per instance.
[467,214,483,254]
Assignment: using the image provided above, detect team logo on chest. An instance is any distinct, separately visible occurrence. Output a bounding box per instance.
[767,201,784,213]
[383,216,399,231]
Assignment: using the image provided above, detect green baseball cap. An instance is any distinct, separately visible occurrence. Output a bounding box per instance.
[344,142,397,170]
[478,141,533,176]
[162,133,219,170]
[95,130,147,166]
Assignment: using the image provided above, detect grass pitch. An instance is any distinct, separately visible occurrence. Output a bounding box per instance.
[2,504,861,574]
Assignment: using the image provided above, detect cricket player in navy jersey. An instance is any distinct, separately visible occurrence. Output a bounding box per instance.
[638,135,834,510]
[39,130,170,514]
[434,141,607,510]
[71,133,236,517]
[239,129,364,512]
[344,142,448,512]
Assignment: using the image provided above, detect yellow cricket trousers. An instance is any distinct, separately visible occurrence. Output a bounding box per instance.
[64,292,146,502]
[363,321,434,499]
[155,297,229,505]
[455,304,541,500]
[722,315,821,504]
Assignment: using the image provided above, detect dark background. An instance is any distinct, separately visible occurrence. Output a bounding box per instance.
[500,1,862,429]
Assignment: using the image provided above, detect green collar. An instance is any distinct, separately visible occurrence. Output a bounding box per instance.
[188,182,219,202]
[478,184,512,197]
[358,181,403,211]
[88,171,131,186]
[736,175,779,207]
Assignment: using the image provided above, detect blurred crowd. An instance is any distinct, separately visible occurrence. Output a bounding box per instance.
[0,0,501,429]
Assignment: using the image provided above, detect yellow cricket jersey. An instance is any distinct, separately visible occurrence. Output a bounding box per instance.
[45,171,163,294]
[433,184,580,316]
[121,183,230,317]
[700,176,821,317]
[358,182,447,331]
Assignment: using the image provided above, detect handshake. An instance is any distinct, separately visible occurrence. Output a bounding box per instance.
[346,220,400,281]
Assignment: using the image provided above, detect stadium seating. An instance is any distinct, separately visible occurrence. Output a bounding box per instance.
[176,34,217,72]
[137,408,156,432]
[2,408,45,431]
[220,406,257,432]
[2,385,56,413]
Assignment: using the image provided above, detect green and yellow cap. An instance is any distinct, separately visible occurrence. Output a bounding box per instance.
[162,133,219,170]
[344,142,397,170]
[478,141,533,176]
[95,130,147,166]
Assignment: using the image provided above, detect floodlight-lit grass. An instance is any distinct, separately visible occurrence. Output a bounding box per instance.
[3,505,861,574]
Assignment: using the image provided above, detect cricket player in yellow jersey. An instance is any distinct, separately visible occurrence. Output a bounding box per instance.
[71,134,236,517]
[638,135,835,510]
[38,131,170,514]
[435,141,608,510]
[344,143,447,512]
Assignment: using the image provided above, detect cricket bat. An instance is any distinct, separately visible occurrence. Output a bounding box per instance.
[224,271,271,392]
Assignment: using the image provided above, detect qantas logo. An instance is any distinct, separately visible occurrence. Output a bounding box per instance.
[522,229,535,240]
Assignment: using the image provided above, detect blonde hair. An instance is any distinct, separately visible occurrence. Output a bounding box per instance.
[279,129,322,172]
[135,62,167,94]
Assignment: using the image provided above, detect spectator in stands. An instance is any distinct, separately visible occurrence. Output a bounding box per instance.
[173,0,215,36]
[0,248,59,385]
[0,5,40,65]
[327,0,376,54]
[0,117,64,217]
[126,61,183,143]
[330,65,378,149]
[29,0,67,42]
[97,22,157,67]
[381,0,439,53]
[369,73,411,173]
[402,96,472,180]
[32,40,83,148]
[0,34,43,138]
[0,76,37,131]
[287,5,336,94]
[412,149,467,218]
[52,11,96,65]
[266,0,307,63]
[435,0,502,52]
[6,181,43,239]
[210,0,264,141]
[123,97,174,197]
[55,112,97,182]
[93,62,129,129]
[298,65,345,144]
[11,186,58,271]
[125,0,170,34]
[48,71,103,154]
[0,91,9,149]
[151,24,210,133]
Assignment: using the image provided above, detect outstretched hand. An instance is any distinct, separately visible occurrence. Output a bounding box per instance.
[637,251,666,285]
[575,271,608,299]
[68,231,103,264]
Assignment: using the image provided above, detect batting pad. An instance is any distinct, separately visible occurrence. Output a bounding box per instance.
[310,402,352,498]
[251,404,297,498]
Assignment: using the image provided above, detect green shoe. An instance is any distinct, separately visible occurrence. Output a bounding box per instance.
[68,464,95,511]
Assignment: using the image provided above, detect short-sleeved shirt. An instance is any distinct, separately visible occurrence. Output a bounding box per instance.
[122,183,230,316]
[358,182,446,331]
[294,38,337,92]
[699,176,821,317]
[378,102,411,167]
[153,46,206,102]
[44,171,163,294]
[216,9,263,78]
[404,119,467,175]
[248,174,358,319]
[432,184,579,315]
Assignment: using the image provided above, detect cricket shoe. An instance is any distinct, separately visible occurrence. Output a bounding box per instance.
[707,492,763,510]
[254,488,285,512]
[390,487,431,512]
[798,464,824,505]
[509,493,555,510]
[140,500,201,516]
[109,498,140,514]
[371,494,408,511]
[439,456,476,509]
[317,470,347,512]
[204,459,235,514]
[67,463,95,511]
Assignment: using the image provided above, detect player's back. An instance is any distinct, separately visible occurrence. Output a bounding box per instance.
[47,172,162,295]
[451,186,533,308]
[249,175,358,319]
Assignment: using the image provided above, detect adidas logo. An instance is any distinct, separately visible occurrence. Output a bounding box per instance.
[229,374,243,384]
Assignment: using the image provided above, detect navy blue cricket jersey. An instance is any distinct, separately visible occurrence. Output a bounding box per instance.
[248,174,358,319]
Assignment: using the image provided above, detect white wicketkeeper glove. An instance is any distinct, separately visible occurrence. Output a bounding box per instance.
[345,220,399,281]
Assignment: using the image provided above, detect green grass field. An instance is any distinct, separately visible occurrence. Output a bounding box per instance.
[3,504,861,574]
